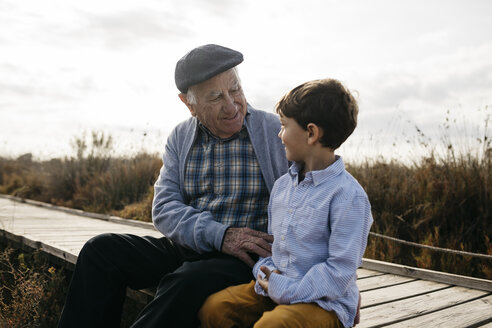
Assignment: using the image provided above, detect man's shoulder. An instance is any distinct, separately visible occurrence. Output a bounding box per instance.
[165,117,197,150]
[173,116,196,131]
[247,105,279,123]
[168,117,196,138]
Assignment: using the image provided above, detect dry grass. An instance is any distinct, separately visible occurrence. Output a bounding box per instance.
[0,116,490,280]
[0,245,68,328]
[0,132,161,222]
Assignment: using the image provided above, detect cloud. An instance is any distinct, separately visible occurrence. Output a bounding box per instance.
[72,9,193,49]
[365,43,492,111]
[193,0,242,18]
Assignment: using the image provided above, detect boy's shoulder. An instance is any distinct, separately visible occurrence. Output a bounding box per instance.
[336,168,369,200]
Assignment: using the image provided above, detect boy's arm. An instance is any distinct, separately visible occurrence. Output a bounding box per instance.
[266,194,373,305]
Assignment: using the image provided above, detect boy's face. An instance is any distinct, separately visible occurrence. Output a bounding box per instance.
[278,113,308,162]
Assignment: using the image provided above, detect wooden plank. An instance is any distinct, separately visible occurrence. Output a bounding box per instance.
[362,258,492,292]
[361,279,451,308]
[1,220,162,239]
[0,194,155,230]
[357,268,386,279]
[357,286,488,327]
[382,294,492,327]
[357,274,416,291]
[0,194,154,229]
[0,229,78,267]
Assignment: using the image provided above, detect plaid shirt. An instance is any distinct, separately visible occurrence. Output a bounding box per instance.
[184,123,270,232]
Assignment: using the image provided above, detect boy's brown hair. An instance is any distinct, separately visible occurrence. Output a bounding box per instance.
[275,79,358,149]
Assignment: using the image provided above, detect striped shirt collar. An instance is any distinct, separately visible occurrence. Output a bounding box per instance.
[289,155,345,186]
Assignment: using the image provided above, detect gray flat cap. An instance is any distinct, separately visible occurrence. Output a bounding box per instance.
[175,44,243,93]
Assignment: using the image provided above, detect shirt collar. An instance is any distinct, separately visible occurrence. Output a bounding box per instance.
[288,155,345,186]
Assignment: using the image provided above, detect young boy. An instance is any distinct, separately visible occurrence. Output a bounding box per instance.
[198,79,373,328]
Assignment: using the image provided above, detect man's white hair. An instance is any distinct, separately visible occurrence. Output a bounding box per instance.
[185,67,241,105]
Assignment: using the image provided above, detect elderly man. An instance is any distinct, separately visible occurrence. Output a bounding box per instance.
[58,44,288,327]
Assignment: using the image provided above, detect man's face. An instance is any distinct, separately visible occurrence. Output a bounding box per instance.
[182,69,247,139]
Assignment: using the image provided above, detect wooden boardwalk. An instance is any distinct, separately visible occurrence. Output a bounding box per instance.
[1,195,491,327]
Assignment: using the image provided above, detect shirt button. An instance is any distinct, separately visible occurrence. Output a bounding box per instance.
[281,235,285,241]
[282,263,286,268]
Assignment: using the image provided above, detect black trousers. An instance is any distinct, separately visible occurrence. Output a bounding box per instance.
[58,233,252,328]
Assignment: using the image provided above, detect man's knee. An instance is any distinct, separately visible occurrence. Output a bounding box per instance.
[79,233,116,258]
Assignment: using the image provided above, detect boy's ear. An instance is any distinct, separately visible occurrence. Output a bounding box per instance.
[178,93,196,117]
[306,123,322,145]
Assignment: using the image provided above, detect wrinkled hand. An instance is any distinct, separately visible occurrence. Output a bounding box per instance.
[221,227,274,267]
[257,266,281,293]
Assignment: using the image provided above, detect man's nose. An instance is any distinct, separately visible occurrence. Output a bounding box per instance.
[223,94,237,113]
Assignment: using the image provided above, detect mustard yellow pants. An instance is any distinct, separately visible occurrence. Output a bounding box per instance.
[198,280,343,328]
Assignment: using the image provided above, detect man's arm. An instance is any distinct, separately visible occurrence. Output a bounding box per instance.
[153,126,226,253]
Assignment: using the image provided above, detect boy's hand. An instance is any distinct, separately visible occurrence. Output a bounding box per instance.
[257,266,280,293]
[221,227,273,267]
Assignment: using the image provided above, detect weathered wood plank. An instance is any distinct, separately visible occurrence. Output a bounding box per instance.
[362,258,492,292]
[382,294,492,327]
[361,279,451,308]
[357,268,386,279]
[357,273,416,291]
[357,286,488,327]
[0,194,154,229]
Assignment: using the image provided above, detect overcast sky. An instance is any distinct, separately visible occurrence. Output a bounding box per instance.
[1,0,491,162]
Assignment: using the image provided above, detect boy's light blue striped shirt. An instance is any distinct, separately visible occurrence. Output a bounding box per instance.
[253,156,373,328]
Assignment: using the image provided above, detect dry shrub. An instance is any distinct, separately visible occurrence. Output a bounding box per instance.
[0,246,68,328]
[115,186,154,222]
[0,132,161,217]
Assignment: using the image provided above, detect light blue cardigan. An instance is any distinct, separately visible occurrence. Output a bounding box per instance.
[153,105,288,253]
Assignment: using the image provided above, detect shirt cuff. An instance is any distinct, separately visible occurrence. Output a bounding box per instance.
[268,273,295,304]
[202,219,229,252]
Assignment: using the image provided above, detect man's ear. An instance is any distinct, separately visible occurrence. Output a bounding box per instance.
[306,123,322,145]
[178,93,196,117]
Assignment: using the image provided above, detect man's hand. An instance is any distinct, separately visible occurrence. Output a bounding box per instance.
[221,227,274,267]
[257,266,281,293]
